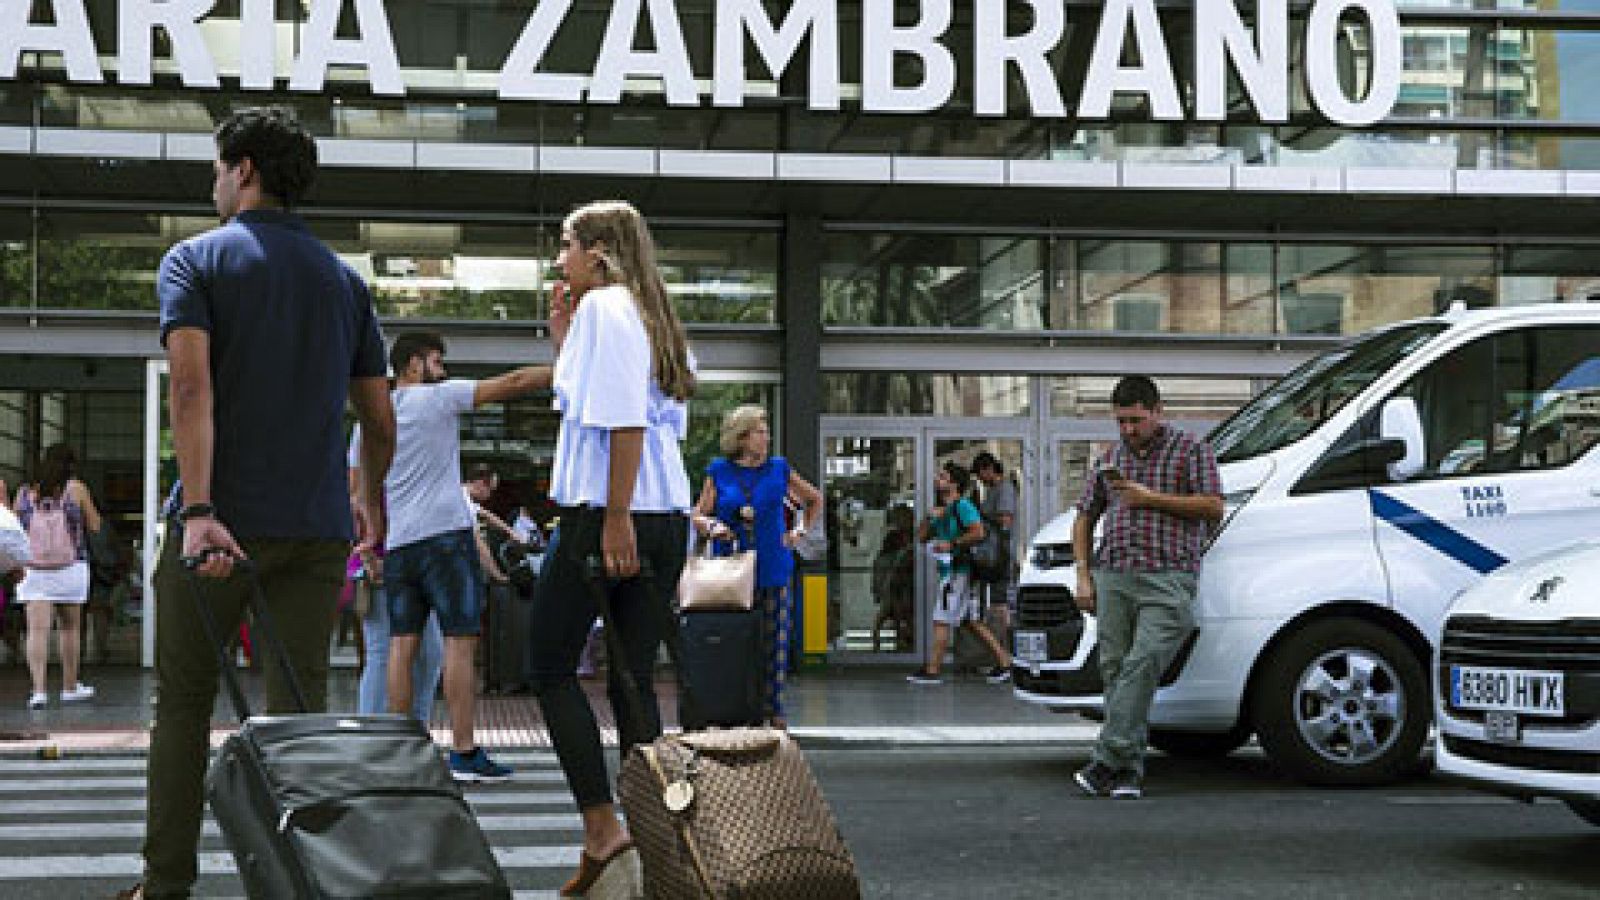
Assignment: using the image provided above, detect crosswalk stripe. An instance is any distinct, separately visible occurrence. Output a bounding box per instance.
[0,845,582,878]
[0,753,561,772]
[0,813,584,840]
[0,758,149,773]
[0,771,566,794]
[0,777,145,791]
[0,746,563,768]
[0,791,575,815]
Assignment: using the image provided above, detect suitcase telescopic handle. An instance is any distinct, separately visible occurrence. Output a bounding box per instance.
[182,552,312,722]
[582,554,706,740]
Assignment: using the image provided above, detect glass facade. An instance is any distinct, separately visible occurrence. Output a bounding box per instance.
[820,374,1031,417]
[1,213,778,323]
[6,0,1600,671]
[822,234,1595,335]
[8,3,1600,167]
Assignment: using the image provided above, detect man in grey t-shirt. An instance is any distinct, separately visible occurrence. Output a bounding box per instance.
[375,331,552,783]
[973,452,1018,630]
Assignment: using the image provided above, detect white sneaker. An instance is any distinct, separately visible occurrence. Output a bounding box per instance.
[26,692,46,710]
[60,684,95,703]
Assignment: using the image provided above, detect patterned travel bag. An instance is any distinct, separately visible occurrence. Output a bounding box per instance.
[585,559,862,899]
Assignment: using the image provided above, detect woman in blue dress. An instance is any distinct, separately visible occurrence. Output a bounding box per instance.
[691,405,824,728]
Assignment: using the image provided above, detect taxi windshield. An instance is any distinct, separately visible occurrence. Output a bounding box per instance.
[1209,322,1448,464]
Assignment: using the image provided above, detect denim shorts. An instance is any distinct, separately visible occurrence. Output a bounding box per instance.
[385,528,485,637]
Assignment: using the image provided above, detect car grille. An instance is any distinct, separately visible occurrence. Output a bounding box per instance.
[1015,585,1077,629]
[1441,615,1600,672]
[1439,615,1600,725]
[1443,735,1600,775]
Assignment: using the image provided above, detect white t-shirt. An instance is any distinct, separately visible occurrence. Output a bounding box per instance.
[354,379,479,551]
[549,284,693,513]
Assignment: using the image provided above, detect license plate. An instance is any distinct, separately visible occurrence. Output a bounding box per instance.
[1015,630,1048,663]
[1484,711,1520,744]
[1450,666,1565,716]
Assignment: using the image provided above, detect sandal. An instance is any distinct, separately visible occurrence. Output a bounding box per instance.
[559,840,636,897]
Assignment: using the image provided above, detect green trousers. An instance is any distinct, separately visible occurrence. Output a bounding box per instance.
[141,530,347,898]
[1089,570,1198,776]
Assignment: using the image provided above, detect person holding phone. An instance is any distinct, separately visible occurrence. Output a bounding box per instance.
[1070,376,1223,800]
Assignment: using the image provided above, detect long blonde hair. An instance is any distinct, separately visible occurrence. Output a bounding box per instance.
[564,200,694,402]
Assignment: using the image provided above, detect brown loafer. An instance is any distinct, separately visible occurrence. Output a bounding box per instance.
[559,840,636,897]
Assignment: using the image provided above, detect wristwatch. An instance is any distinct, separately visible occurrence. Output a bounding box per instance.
[177,502,216,523]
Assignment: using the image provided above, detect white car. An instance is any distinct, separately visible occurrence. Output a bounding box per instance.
[1435,539,1600,827]
[1012,303,1600,785]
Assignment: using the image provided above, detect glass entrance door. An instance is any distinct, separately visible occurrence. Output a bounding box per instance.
[820,422,1030,664]
[1044,431,1117,526]
[822,433,920,659]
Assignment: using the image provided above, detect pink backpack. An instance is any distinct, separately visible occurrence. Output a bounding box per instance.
[25,490,75,570]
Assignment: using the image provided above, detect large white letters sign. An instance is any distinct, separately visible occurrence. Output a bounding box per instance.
[2,0,1406,128]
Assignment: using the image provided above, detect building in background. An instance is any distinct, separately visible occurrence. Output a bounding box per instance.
[2,0,1599,666]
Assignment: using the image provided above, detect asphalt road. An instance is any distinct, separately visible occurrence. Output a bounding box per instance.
[811,743,1600,900]
[0,742,1594,898]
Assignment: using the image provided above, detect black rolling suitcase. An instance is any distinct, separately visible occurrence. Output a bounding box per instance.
[485,579,532,693]
[185,559,511,899]
[676,607,765,729]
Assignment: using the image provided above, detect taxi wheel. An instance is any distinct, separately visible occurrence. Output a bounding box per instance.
[1148,724,1252,759]
[1251,619,1430,786]
[1565,797,1600,827]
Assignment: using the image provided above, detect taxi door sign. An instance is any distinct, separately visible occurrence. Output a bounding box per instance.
[1369,490,1510,575]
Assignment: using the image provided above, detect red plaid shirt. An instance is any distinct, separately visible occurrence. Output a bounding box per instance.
[1075,425,1222,573]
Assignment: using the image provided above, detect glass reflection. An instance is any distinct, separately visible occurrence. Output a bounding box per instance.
[1278,244,1495,334]
[821,374,1030,417]
[822,233,1046,330]
[824,436,918,656]
[1050,377,1255,423]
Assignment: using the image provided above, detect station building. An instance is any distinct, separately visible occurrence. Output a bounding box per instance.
[2,0,1598,666]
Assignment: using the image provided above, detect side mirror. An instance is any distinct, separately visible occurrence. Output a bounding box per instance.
[1379,396,1425,481]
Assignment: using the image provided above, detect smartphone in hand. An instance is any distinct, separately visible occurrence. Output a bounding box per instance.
[1101,465,1125,484]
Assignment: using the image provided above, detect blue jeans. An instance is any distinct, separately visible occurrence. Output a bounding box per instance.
[358,584,443,723]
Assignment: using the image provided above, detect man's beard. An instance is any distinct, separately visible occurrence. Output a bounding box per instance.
[422,371,446,385]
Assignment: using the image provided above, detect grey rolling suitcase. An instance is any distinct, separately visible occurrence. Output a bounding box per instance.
[185,558,510,899]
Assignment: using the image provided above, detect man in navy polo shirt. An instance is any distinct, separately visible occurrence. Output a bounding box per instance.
[121,107,396,900]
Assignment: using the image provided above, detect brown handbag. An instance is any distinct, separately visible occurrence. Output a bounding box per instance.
[677,539,756,612]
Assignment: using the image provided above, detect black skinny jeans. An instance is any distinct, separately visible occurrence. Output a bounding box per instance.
[528,508,688,810]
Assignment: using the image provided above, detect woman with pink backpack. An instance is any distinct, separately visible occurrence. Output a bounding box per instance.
[13,443,103,711]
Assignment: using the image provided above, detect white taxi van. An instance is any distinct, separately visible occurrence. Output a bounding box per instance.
[1012,303,1600,785]
[1435,539,1600,826]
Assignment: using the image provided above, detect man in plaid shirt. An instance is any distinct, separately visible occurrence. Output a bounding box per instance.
[1071,376,1223,799]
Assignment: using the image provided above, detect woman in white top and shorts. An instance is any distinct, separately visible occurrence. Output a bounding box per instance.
[14,443,103,710]
[527,200,695,897]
